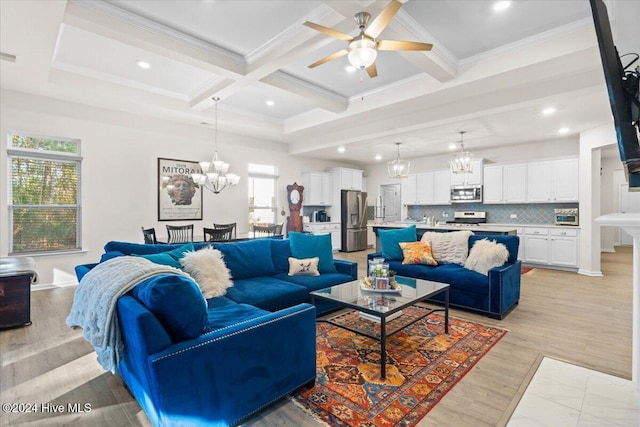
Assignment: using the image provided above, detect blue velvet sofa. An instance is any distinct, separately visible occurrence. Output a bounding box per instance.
[75,237,357,426]
[368,234,521,319]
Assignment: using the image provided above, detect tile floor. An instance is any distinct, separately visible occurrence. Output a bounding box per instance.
[507,357,639,427]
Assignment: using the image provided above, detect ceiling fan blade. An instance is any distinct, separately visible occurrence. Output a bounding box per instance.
[378,40,433,51]
[366,63,378,78]
[303,21,353,41]
[308,49,348,68]
[365,0,403,39]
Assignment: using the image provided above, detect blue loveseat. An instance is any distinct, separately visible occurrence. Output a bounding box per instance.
[74,237,357,426]
[368,233,521,319]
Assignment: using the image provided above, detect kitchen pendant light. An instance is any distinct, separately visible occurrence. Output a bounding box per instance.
[191,97,240,194]
[387,142,410,178]
[450,131,474,174]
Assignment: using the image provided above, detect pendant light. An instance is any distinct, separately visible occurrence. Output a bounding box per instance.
[387,142,410,178]
[191,97,240,194]
[449,131,474,174]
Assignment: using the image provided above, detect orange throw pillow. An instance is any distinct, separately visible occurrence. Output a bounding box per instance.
[399,241,438,266]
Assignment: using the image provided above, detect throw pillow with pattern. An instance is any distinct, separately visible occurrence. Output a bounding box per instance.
[399,241,438,266]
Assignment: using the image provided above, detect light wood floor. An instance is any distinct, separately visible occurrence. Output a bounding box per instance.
[0,247,632,427]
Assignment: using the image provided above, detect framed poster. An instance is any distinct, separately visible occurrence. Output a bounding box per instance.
[158,157,203,221]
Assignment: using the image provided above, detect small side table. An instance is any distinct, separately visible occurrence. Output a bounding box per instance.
[0,257,38,329]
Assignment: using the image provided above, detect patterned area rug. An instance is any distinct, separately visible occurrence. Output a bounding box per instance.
[292,307,507,427]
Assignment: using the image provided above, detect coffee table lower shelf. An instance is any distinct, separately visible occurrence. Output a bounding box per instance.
[319,304,448,379]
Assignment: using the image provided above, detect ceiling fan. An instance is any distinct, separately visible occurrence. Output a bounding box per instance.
[303,0,433,78]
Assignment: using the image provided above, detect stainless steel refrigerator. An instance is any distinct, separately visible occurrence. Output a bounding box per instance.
[341,190,368,252]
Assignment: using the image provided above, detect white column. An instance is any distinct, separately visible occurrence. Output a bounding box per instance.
[595,213,640,391]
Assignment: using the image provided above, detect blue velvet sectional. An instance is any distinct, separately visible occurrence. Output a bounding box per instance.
[75,237,357,426]
[368,234,521,319]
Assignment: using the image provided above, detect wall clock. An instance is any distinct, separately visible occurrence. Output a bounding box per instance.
[286,183,304,234]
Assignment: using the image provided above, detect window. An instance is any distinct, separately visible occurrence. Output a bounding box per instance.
[8,132,82,254]
[248,163,278,226]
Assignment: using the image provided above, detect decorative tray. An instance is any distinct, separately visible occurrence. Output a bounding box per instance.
[360,282,402,294]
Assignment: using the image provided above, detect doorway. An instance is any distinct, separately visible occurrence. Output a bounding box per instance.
[380,184,401,222]
[619,183,640,245]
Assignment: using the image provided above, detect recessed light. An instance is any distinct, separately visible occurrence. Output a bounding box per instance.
[136,60,151,69]
[338,146,346,153]
[265,99,275,107]
[375,154,382,161]
[542,107,556,116]
[448,143,458,151]
[345,65,357,73]
[558,127,570,134]
[493,1,512,12]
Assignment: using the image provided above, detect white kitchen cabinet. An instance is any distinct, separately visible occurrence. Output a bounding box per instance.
[302,172,332,206]
[483,165,503,204]
[450,158,484,186]
[402,170,449,205]
[552,158,579,202]
[549,228,578,266]
[433,170,451,204]
[524,228,550,264]
[527,158,578,203]
[416,172,435,204]
[503,163,527,203]
[401,174,417,205]
[483,163,526,204]
[522,226,579,268]
[303,222,341,251]
[332,167,362,191]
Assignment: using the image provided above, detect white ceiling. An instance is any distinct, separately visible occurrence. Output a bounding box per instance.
[1,0,635,165]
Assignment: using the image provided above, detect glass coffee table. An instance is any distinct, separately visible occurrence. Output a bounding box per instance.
[310,276,449,379]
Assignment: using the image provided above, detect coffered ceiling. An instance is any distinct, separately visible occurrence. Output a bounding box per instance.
[1,0,636,164]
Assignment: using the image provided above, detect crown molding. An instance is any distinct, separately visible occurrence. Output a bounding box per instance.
[393,9,460,70]
[245,3,338,65]
[264,71,347,107]
[459,18,593,67]
[70,0,245,68]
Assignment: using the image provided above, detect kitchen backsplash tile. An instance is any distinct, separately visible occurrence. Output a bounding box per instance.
[407,203,579,225]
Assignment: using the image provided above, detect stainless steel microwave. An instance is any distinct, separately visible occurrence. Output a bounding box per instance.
[450,185,482,203]
[554,208,579,226]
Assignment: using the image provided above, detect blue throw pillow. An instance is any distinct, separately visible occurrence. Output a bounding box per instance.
[135,242,194,268]
[130,274,207,341]
[214,239,276,279]
[289,232,336,274]
[271,238,293,273]
[379,225,417,261]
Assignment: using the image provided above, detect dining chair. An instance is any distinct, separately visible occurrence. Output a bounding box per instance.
[141,227,158,244]
[204,226,234,242]
[253,224,277,237]
[273,223,284,235]
[213,222,237,239]
[166,224,194,244]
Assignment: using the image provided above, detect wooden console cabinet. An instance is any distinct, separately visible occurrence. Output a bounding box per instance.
[0,273,33,329]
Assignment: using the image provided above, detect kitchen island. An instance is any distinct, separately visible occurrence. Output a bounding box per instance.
[368,222,517,252]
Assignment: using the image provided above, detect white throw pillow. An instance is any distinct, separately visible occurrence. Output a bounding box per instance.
[288,257,320,276]
[180,247,233,298]
[464,239,510,275]
[420,230,474,265]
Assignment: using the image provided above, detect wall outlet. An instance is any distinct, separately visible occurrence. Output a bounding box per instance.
[510,214,518,219]
[442,212,449,217]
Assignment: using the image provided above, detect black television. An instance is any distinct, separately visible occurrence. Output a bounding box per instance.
[589,0,640,190]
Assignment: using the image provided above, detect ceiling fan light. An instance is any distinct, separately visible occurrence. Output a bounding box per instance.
[348,38,377,69]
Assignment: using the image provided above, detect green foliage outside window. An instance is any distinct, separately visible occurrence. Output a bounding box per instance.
[9,134,81,254]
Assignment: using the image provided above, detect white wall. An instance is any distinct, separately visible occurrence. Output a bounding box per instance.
[601,157,626,251]
[0,90,342,286]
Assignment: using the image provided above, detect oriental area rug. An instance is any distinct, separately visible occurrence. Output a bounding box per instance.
[292,307,507,427]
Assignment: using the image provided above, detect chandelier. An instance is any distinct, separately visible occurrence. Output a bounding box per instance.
[387,142,410,179]
[192,97,240,194]
[450,131,474,174]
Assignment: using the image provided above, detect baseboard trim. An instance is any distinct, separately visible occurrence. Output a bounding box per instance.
[32,281,78,291]
[577,269,604,277]
[601,247,616,253]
